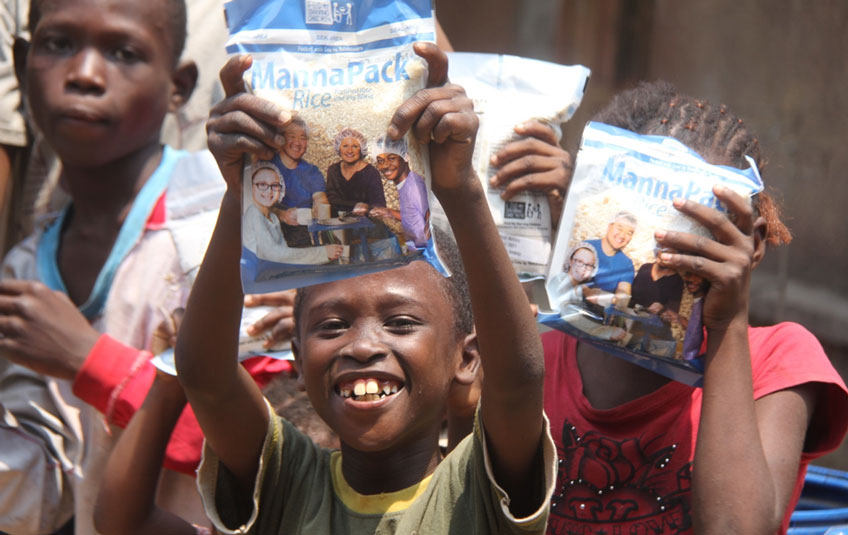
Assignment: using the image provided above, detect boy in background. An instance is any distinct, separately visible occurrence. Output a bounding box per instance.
[0,1,290,533]
[176,44,556,533]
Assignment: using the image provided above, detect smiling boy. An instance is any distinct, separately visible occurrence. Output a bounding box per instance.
[176,44,556,534]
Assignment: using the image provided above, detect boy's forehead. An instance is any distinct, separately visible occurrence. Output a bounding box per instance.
[35,0,170,37]
[302,262,447,311]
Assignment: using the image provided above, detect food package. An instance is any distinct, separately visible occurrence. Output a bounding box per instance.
[151,306,293,376]
[429,52,590,277]
[540,121,764,385]
[224,0,445,292]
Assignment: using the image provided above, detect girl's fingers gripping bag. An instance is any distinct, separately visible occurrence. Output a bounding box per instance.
[428,52,590,277]
[224,0,445,293]
[540,122,764,386]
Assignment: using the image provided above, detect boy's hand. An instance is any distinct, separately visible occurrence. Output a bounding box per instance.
[388,42,478,195]
[0,280,99,379]
[655,186,764,332]
[488,120,574,226]
[207,55,292,193]
[244,291,295,349]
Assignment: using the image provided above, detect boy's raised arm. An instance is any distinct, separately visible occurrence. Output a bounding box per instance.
[175,56,290,491]
[390,44,546,515]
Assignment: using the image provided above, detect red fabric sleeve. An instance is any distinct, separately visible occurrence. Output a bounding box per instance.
[242,355,295,389]
[73,335,296,475]
[749,322,848,459]
[72,334,154,427]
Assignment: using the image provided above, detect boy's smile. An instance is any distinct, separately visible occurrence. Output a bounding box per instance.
[25,0,182,167]
[295,261,467,454]
[337,377,402,403]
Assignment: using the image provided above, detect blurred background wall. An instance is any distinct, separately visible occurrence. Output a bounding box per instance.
[438,0,848,468]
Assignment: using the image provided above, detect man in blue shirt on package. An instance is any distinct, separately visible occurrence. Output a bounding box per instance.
[272,117,329,246]
[585,210,637,299]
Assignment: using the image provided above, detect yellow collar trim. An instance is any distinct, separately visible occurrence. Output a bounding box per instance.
[330,451,433,515]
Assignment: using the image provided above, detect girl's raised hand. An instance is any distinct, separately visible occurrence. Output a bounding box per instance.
[654,186,765,332]
[488,120,574,226]
[387,42,478,195]
[207,55,292,192]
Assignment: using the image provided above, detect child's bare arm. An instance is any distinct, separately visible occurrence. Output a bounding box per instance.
[390,43,545,515]
[175,55,290,491]
[94,372,197,535]
[656,187,816,534]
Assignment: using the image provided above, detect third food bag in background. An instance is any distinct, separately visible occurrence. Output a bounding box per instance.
[429,52,590,277]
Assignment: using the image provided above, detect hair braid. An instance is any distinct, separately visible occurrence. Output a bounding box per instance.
[593,81,790,246]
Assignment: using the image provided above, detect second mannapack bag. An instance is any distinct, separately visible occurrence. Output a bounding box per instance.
[540,122,764,386]
[429,52,590,278]
[224,0,443,292]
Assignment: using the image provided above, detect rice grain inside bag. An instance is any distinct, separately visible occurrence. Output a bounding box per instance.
[540,122,764,386]
[224,0,442,293]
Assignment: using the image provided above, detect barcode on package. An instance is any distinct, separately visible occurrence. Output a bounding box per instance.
[504,200,543,221]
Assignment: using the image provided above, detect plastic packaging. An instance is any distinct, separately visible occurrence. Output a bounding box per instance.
[151,305,294,376]
[429,52,590,277]
[542,121,764,385]
[224,0,444,293]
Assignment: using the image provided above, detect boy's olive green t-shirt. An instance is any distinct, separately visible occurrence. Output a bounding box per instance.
[198,402,556,535]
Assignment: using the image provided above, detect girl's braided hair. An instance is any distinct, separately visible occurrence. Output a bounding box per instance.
[593,81,791,246]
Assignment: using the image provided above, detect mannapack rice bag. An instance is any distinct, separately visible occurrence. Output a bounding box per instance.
[540,122,764,386]
[224,0,444,293]
[429,52,590,277]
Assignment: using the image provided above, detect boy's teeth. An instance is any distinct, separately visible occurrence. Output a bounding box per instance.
[365,379,379,394]
[340,378,402,400]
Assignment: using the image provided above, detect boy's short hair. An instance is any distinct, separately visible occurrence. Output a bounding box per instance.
[293,226,474,338]
[28,0,188,64]
[430,226,474,336]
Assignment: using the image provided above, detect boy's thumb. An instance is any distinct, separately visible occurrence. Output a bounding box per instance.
[220,55,252,98]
